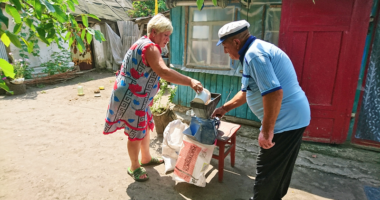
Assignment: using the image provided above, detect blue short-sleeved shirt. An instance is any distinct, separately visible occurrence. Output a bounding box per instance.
[240,37,310,133]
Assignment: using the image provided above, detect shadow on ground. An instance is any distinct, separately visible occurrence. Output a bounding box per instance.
[0,70,114,101]
[140,109,380,200]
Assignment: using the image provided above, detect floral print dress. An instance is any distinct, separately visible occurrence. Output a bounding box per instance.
[103,36,162,141]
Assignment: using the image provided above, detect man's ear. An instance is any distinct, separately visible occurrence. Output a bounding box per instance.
[233,39,240,49]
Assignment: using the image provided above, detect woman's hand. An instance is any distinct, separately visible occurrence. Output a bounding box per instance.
[190,79,203,93]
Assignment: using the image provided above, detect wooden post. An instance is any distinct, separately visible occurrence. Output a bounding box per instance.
[139,24,145,37]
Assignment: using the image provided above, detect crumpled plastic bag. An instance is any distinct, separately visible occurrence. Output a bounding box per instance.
[162,120,188,173]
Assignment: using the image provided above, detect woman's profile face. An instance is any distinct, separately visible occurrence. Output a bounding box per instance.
[151,29,171,48]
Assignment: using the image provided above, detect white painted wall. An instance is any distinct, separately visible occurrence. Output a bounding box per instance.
[4,10,69,68]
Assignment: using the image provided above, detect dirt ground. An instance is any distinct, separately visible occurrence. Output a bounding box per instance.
[1,71,379,200]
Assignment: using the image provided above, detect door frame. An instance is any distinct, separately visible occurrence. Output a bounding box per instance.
[351,5,380,148]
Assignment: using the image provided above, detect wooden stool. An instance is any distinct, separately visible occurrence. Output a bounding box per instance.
[212,121,241,182]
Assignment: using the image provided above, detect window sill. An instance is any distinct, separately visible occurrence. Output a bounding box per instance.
[185,65,231,71]
[170,64,242,77]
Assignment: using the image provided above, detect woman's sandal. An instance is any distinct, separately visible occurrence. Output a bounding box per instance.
[127,167,149,182]
[139,157,164,166]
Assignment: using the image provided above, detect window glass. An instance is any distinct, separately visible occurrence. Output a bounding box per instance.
[212,25,223,40]
[192,26,209,39]
[190,41,208,64]
[211,41,229,66]
[193,9,234,22]
[187,7,234,69]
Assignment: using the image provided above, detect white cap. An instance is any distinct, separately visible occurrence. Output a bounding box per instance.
[216,20,250,46]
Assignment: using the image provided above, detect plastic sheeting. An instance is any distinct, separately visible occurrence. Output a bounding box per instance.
[241,4,264,40]
[106,23,123,70]
[240,3,281,46]
[264,6,281,45]
[355,17,380,142]
[92,21,139,70]
[0,41,8,62]
[117,21,140,58]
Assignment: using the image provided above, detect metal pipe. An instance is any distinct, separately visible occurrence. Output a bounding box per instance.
[176,1,215,6]
[165,0,227,9]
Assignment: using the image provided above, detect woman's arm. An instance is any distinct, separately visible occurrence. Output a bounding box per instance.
[145,45,203,92]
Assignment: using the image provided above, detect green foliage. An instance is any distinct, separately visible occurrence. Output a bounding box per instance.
[195,0,217,10]
[151,79,177,114]
[8,52,33,79]
[13,26,38,79]
[0,59,15,78]
[0,9,9,28]
[196,0,203,10]
[12,60,26,79]
[0,58,15,93]
[127,0,168,18]
[41,49,72,76]
[0,0,106,92]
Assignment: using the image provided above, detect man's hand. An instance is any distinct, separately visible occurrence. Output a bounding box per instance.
[258,131,275,149]
[190,79,203,93]
[211,106,228,118]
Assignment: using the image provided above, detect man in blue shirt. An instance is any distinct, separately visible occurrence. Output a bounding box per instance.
[212,20,311,200]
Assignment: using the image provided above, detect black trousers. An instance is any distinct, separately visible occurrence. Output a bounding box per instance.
[253,127,307,200]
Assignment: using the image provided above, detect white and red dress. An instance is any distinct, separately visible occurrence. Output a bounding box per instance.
[103,36,161,141]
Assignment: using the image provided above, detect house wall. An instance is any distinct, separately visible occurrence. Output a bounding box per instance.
[3,11,69,69]
[170,1,375,144]
[170,6,263,122]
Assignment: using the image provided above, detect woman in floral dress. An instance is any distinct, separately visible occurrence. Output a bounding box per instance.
[103,14,203,181]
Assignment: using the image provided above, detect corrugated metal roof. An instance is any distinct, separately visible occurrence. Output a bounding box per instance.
[72,0,132,22]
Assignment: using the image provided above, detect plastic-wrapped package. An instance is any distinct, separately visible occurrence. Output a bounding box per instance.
[173,135,215,187]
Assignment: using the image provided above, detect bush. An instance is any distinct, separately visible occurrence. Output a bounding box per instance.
[41,49,73,76]
[151,79,177,114]
[127,0,168,18]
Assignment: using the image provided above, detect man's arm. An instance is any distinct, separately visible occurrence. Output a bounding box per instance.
[212,91,247,118]
[259,89,283,149]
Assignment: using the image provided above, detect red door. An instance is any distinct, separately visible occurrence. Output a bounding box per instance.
[279,0,373,143]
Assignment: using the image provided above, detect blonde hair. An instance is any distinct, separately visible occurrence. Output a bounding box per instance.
[147,13,173,36]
